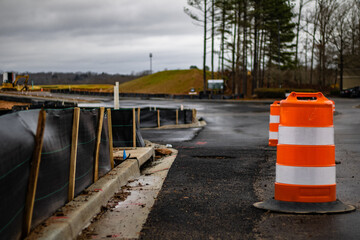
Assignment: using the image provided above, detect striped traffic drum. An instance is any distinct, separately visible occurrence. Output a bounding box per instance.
[269,101,280,146]
[276,92,335,202]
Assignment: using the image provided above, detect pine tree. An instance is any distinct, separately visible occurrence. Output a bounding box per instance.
[262,0,296,70]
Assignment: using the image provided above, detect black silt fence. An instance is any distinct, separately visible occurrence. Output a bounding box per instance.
[0,107,143,240]
[137,107,195,128]
[111,109,145,147]
[184,109,193,123]
[139,108,158,128]
[0,111,36,240]
[159,109,177,126]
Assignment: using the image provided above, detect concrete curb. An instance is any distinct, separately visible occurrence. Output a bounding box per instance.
[142,120,207,130]
[77,147,178,239]
[0,92,102,104]
[26,147,155,240]
[119,96,276,104]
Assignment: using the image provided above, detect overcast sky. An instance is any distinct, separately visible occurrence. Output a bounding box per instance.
[0,0,204,74]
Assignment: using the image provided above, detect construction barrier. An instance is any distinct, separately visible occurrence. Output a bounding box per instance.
[255,92,355,213]
[111,108,144,147]
[0,107,145,240]
[277,92,335,202]
[137,107,195,128]
[268,101,280,146]
[0,104,197,239]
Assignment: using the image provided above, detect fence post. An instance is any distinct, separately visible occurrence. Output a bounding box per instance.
[114,82,119,110]
[192,109,197,123]
[176,109,179,125]
[133,108,136,148]
[94,107,105,182]
[23,109,46,237]
[68,107,80,202]
[107,108,114,169]
[157,110,160,128]
[137,107,141,126]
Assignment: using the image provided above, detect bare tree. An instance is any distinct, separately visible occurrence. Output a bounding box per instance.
[316,0,338,86]
[294,0,304,85]
[252,0,260,93]
[305,6,319,86]
[347,0,360,55]
[330,2,351,91]
[184,0,211,92]
[211,0,215,79]
[242,0,248,97]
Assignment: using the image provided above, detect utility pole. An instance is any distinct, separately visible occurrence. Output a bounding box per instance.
[277,20,281,88]
[149,53,153,74]
[203,0,207,93]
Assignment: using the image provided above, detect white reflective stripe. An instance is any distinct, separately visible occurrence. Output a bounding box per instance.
[278,126,334,145]
[269,115,280,123]
[269,131,278,140]
[276,165,336,185]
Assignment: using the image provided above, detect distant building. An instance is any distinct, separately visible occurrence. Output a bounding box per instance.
[343,69,360,89]
[340,55,360,89]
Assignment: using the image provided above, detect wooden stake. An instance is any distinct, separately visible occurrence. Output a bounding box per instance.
[107,109,114,169]
[94,107,105,182]
[157,110,160,128]
[192,109,197,123]
[68,107,80,202]
[176,110,179,125]
[137,108,141,126]
[23,109,46,237]
[133,108,136,148]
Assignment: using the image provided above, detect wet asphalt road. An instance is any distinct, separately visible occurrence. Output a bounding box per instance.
[136,98,360,240]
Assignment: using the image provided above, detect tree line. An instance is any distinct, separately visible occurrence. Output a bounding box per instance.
[0,71,139,85]
[185,0,360,96]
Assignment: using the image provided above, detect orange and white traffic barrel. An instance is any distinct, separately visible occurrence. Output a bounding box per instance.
[254,92,354,213]
[269,101,280,146]
[276,92,335,202]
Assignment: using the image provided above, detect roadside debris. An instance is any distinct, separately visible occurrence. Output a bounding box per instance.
[155,148,173,156]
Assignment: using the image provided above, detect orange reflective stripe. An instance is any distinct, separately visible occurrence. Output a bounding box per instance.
[277,145,335,167]
[269,101,280,147]
[279,104,333,127]
[275,183,336,202]
[269,123,279,132]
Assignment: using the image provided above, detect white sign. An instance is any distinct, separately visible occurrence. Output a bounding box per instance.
[208,79,224,90]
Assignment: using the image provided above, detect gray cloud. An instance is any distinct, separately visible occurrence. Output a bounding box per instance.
[0,0,204,74]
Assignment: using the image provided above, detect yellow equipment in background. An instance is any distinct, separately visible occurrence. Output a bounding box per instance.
[1,72,29,91]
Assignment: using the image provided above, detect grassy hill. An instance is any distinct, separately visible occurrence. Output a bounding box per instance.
[118,69,206,94]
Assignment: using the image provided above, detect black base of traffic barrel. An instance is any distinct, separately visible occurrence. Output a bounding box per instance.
[253,199,355,214]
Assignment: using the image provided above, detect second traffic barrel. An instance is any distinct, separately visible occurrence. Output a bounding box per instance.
[269,101,280,146]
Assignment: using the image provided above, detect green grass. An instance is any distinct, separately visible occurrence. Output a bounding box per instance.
[118,69,207,94]
[10,69,209,94]
[27,84,114,92]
